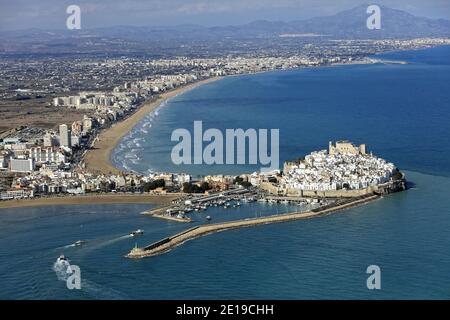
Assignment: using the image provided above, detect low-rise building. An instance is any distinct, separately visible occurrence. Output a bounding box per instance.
[9,158,35,172]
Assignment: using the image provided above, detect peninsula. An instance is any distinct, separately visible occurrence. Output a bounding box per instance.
[126,140,406,258]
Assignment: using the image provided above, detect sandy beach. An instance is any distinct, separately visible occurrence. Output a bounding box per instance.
[83,77,221,175]
[0,193,179,209]
[0,78,220,210]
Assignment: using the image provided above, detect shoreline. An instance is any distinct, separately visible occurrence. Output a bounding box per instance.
[0,193,180,209]
[83,76,222,175]
[82,59,379,176]
[0,52,421,210]
[82,57,407,176]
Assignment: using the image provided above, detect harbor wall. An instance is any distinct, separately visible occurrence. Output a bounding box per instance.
[127,193,380,259]
[260,178,406,198]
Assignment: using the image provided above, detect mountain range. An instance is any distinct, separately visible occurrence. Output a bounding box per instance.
[1,4,449,56]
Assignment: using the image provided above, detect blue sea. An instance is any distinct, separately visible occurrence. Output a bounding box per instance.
[1,46,450,299]
[112,46,450,178]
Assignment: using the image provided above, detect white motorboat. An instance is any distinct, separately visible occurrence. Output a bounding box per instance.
[73,240,85,247]
[56,254,68,264]
[130,229,144,237]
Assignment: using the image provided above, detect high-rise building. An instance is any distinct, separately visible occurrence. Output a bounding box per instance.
[82,116,93,134]
[59,124,72,148]
[43,132,58,147]
[71,121,83,135]
[29,147,66,164]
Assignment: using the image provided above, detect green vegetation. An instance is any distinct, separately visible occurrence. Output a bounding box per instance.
[234,176,252,188]
[182,182,211,193]
[143,179,166,192]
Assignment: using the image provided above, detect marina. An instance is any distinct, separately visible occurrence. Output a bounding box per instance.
[127,193,380,258]
[140,187,330,223]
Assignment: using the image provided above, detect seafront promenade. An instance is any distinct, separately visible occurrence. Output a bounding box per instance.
[127,193,380,258]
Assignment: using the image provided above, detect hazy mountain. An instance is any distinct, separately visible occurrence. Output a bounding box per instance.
[287,4,450,38]
[2,4,450,40]
[1,4,449,56]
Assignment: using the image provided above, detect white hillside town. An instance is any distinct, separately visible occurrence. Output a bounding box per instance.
[279,141,399,194]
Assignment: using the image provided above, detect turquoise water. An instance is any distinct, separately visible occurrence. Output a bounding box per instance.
[1,46,450,299]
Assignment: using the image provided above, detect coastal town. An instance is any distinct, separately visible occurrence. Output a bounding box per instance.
[4,1,450,301]
[126,140,406,257]
[0,38,428,204]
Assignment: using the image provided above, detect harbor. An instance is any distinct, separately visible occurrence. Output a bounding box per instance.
[140,187,331,223]
[127,193,380,258]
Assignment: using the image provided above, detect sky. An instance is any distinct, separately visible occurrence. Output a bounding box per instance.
[1,0,450,31]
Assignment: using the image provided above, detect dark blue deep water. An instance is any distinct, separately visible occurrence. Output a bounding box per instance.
[1,46,450,299]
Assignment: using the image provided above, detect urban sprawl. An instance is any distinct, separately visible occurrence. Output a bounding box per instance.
[0,38,437,202]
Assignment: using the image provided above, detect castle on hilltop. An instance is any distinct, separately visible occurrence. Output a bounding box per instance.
[328,140,366,155]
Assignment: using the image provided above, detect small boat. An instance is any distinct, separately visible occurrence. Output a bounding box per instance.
[73,240,85,247]
[56,254,68,264]
[206,216,211,221]
[130,229,144,237]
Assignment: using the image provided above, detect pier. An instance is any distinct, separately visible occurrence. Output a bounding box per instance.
[141,204,193,223]
[126,193,380,259]
[143,211,192,223]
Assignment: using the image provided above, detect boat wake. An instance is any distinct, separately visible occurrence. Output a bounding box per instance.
[53,259,73,282]
[52,258,127,299]
[78,278,128,299]
[78,235,133,253]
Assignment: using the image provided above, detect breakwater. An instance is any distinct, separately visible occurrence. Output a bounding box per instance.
[126,193,380,258]
[141,206,192,223]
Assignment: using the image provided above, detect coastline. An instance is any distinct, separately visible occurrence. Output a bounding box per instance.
[83,76,222,175]
[82,59,380,176]
[0,193,180,209]
[77,57,407,176]
[1,52,422,210]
